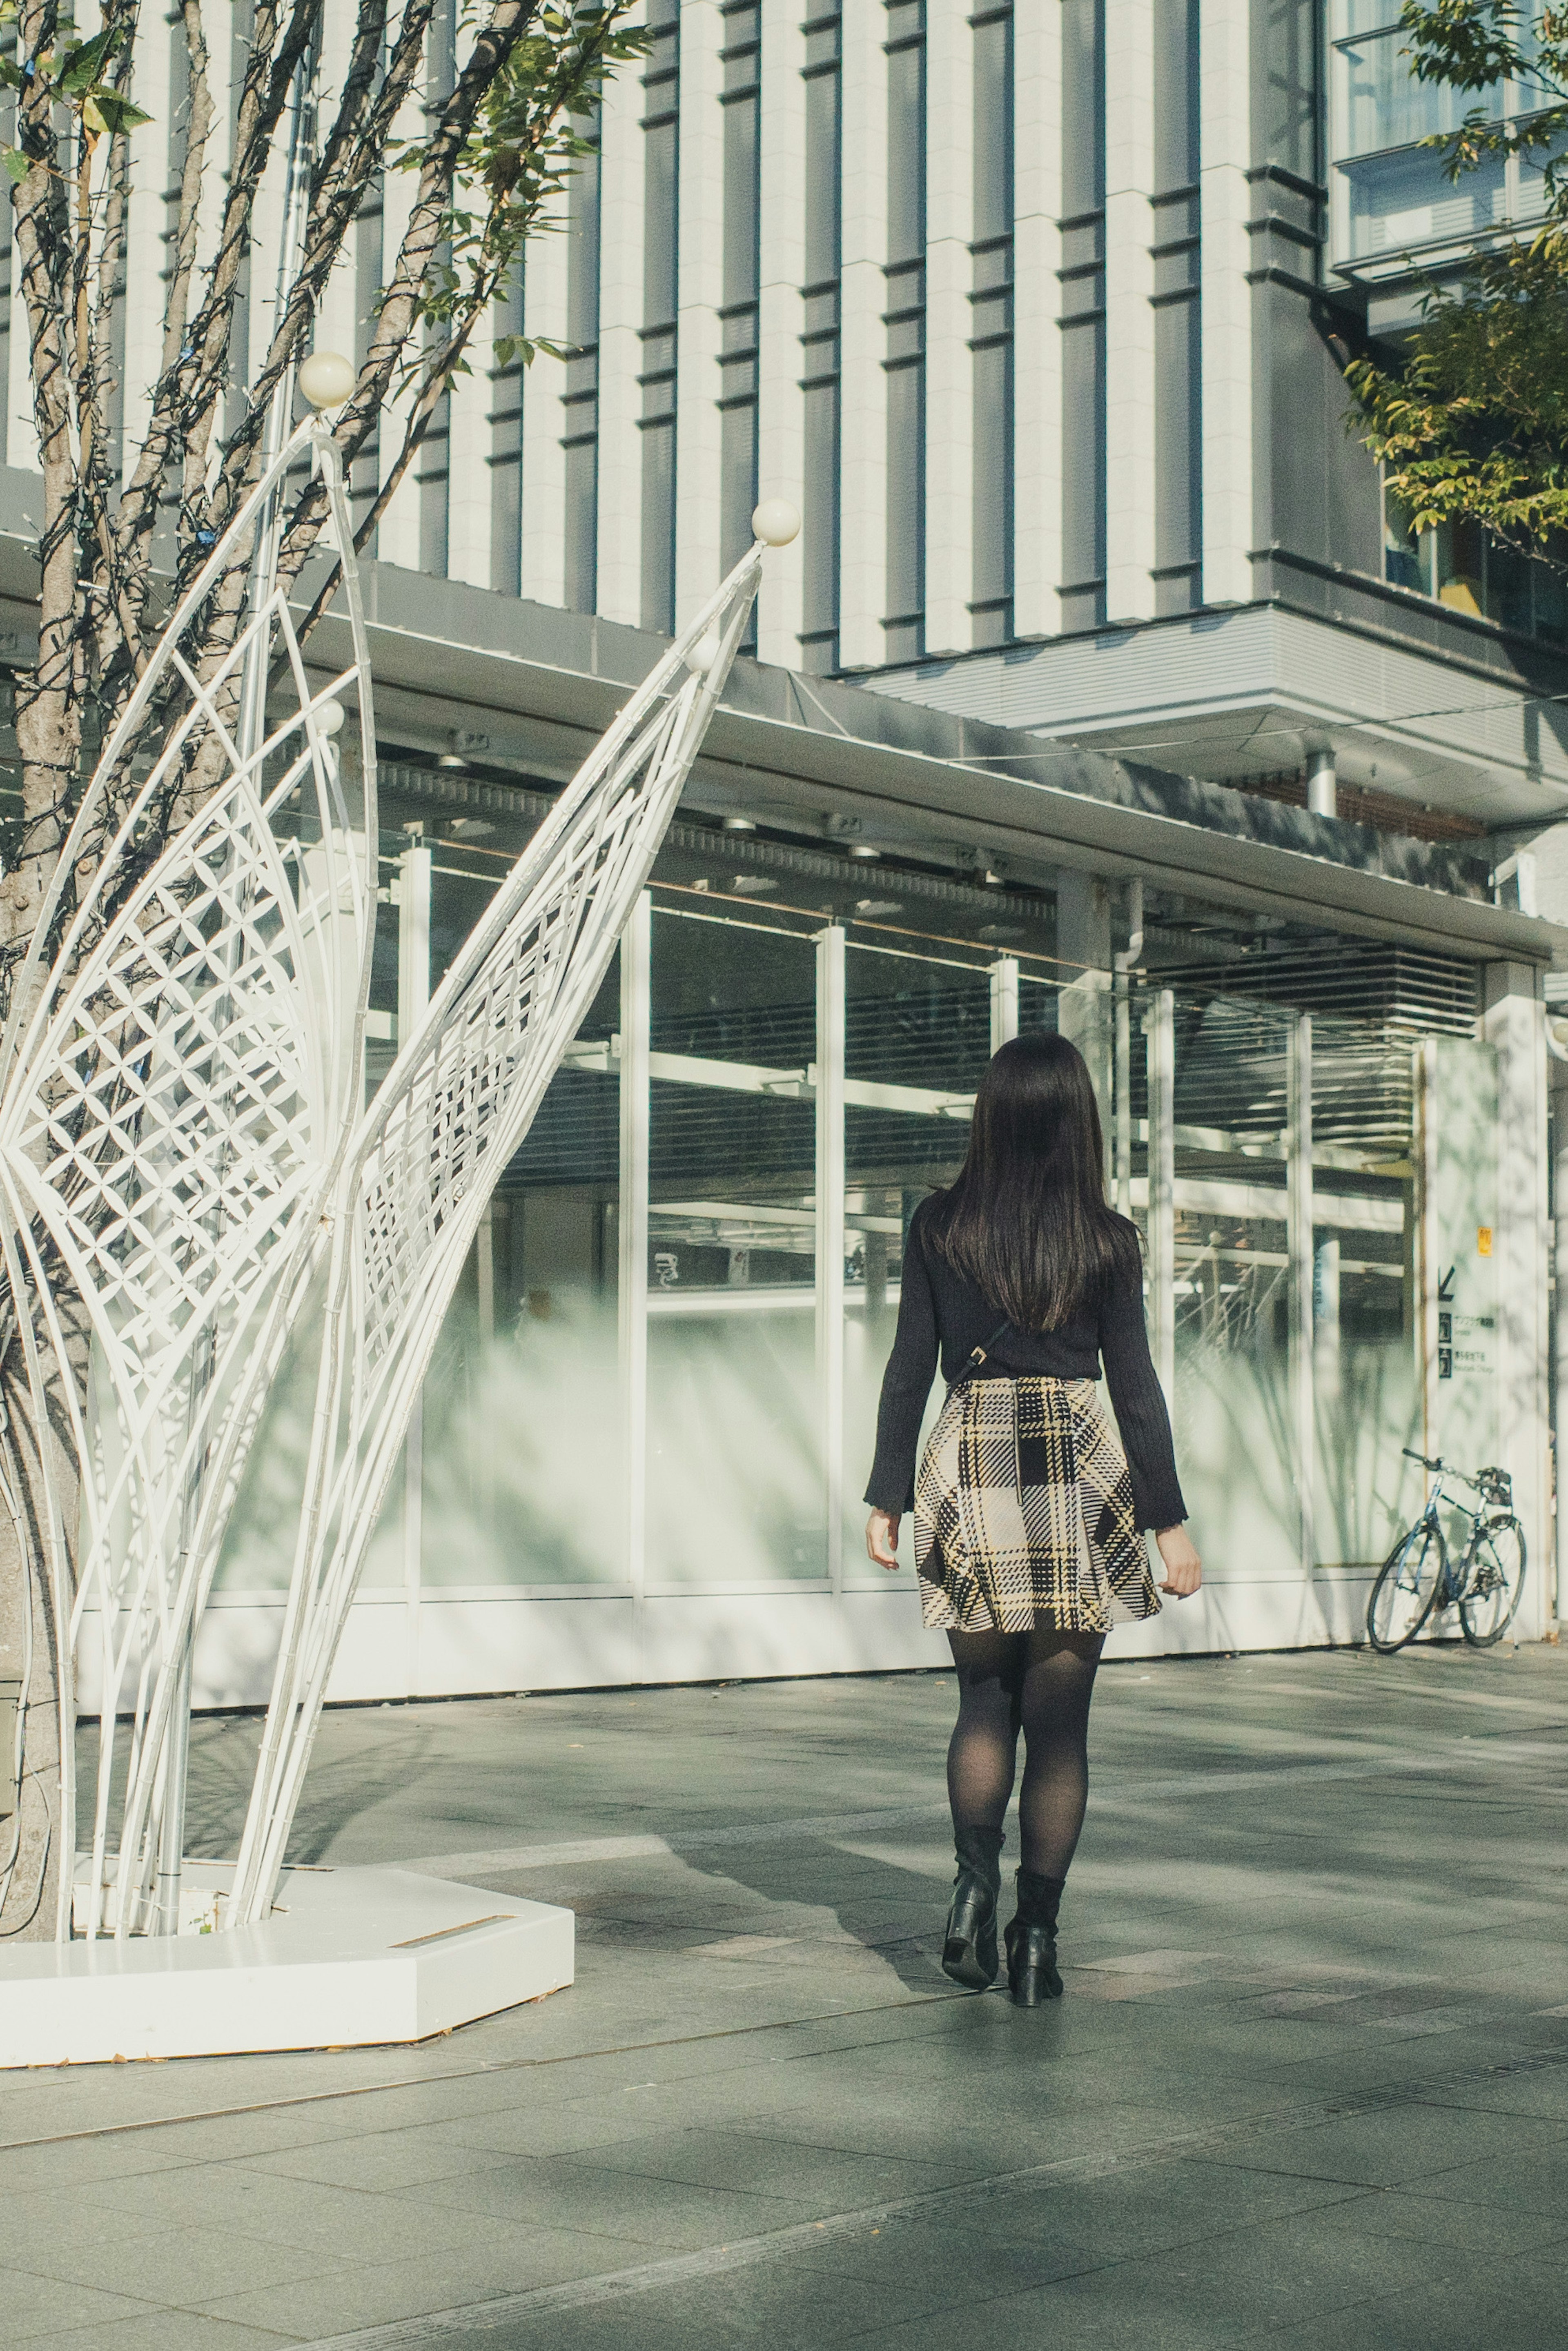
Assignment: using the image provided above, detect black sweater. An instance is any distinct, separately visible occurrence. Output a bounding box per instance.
[864,1195,1187,1532]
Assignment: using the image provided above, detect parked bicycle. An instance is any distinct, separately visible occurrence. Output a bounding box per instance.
[1366,1448,1527,1653]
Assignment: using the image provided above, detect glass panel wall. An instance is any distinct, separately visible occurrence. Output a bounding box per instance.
[420,954,624,1591]
[415,825,626,1591]
[1327,0,1557,268]
[643,891,823,1586]
[307,766,1461,1677]
[841,935,988,1575]
[1309,1014,1420,1584]
[1383,492,1568,647]
[1129,984,1421,1608]
[1152,993,1301,1583]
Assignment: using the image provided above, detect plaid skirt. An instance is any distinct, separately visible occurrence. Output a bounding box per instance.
[914,1375,1161,1634]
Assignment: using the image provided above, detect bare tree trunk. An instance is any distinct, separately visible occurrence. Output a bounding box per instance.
[0,0,633,1946]
[0,1319,84,1942]
[5,6,82,952]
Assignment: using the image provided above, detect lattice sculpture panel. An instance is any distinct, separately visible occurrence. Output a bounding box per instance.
[227,549,770,1926]
[0,366,784,1944]
[0,416,376,1940]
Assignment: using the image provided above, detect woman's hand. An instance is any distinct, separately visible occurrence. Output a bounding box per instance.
[866,1509,902,1571]
[1155,1523,1202,1598]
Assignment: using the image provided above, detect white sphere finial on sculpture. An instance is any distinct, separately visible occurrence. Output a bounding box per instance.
[299,349,357,410]
[314,698,346,735]
[751,497,800,546]
[684,630,722,676]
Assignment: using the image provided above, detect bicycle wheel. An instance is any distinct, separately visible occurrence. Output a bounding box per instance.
[1367,1522,1446,1652]
[1460,1516,1527,1647]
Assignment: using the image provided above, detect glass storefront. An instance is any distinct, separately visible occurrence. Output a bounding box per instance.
[202,764,1486,1688]
[644,898,822,1588]
[1142,990,1422,1637]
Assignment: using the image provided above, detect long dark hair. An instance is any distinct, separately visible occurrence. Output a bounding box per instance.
[926,1033,1140,1331]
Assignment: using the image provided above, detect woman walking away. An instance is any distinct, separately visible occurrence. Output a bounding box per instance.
[865,1034,1201,2006]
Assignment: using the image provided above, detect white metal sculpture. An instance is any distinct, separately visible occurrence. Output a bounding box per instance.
[0,412,377,1941]
[0,371,788,1944]
[227,537,771,1926]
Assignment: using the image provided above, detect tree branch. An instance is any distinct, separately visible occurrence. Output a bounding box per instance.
[7,3,80,943]
[111,1,319,597]
[270,0,536,601]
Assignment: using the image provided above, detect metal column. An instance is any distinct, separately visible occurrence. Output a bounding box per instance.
[1287,1013,1315,1574]
[397,835,432,1696]
[816,926,846,1594]
[619,893,651,1655]
[1145,988,1175,1395]
[1306,748,1338,819]
[1555,1070,1568,1629]
[1114,881,1143,1217]
[989,956,1018,1054]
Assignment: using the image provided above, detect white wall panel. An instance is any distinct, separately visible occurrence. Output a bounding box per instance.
[596,5,648,627]
[100,1563,1414,1714]
[1013,0,1063,639]
[521,191,570,609]
[117,21,176,483]
[313,10,361,383]
[755,1,808,667]
[1199,0,1254,606]
[1485,966,1551,1639]
[373,78,426,573]
[445,348,494,590]
[674,0,726,625]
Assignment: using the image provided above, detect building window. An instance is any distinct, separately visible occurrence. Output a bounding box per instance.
[801,10,842,674]
[721,0,762,645]
[1327,0,1544,269]
[884,0,926,664]
[1383,489,1568,644]
[564,113,602,616]
[1152,0,1200,616]
[970,5,1013,649]
[641,0,680,634]
[1058,0,1105,633]
[354,177,387,557]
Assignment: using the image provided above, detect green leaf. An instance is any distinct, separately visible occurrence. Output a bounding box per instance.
[90,89,152,134]
[2,145,28,184]
[58,26,118,95]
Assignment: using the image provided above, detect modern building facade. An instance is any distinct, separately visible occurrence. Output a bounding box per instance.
[279,0,1568,842]
[2,2,1566,1703]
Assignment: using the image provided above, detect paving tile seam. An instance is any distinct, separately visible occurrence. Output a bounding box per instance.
[12,1972,1551,2167]
[0,1990,976,2157]
[269,2033,1568,2350]
[394,1747,1527,1882]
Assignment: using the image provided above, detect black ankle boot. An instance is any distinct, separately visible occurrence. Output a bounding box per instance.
[942,1827,1004,1990]
[1005,1870,1065,2006]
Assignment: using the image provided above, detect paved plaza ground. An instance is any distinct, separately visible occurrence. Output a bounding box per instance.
[2,1639,1568,2349]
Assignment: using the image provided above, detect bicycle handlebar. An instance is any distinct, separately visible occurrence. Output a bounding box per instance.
[1401,1446,1512,1506]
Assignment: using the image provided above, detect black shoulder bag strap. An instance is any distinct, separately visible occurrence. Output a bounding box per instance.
[947,1321,1014,1395]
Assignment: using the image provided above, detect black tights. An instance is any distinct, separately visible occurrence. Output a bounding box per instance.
[946,1626,1106,1881]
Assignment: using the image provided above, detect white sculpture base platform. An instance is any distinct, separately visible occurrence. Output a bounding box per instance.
[0,1861,574,2068]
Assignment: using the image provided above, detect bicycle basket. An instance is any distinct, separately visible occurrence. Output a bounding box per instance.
[1475,1465,1513,1509]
